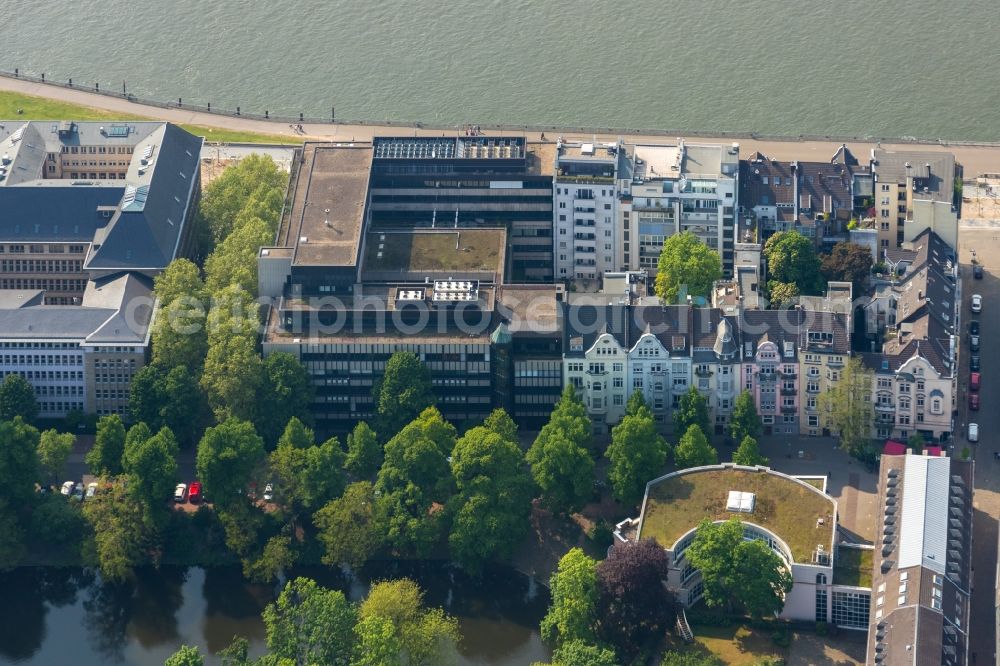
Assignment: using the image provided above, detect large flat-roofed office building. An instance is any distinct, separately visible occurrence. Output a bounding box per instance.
[867,451,973,665]
[261,140,562,432]
[0,121,203,417]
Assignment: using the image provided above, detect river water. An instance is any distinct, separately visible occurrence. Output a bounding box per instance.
[2,0,999,141]
[0,563,550,665]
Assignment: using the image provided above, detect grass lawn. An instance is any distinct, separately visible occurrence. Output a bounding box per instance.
[665,624,786,665]
[0,91,302,144]
[364,229,505,274]
[834,546,874,588]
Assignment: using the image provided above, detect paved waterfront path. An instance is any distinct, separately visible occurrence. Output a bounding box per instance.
[3,74,1000,177]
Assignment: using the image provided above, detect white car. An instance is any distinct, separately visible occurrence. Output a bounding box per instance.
[969,422,979,442]
[174,483,188,503]
[971,294,982,313]
[85,482,98,500]
[60,480,75,496]
[263,483,274,502]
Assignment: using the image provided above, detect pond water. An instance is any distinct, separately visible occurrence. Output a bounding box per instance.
[0,562,551,665]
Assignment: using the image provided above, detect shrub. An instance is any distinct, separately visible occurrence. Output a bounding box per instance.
[588,520,614,551]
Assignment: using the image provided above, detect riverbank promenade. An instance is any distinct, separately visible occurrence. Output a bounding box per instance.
[3,73,999,176]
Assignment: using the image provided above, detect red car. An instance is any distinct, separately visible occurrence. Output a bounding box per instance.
[188,481,202,504]
[970,372,981,392]
[969,393,980,411]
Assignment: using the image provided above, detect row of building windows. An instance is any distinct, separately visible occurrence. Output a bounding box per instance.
[39,401,84,414]
[0,370,82,381]
[95,389,128,401]
[35,385,83,397]
[1,355,82,365]
[60,145,134,155]
[0,244,87,255]
[0,278,87,292]
[0,259,84,273]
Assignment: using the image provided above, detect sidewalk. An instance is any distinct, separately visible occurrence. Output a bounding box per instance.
[3,74,1000,176]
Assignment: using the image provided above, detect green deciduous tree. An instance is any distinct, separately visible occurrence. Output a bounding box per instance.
[268,418,345,511]
[661,652,724,666]
[0,374,38,422]
[352,614,402,666]
[345,421,381,480]
[0,417,40,505]
[243,533,297,583]
[196,418,266,510]
[674,424,717,469]
[154,259,206,305]
[164,645,204,666]
[82,478,150,582]
[673,386,710,437]
[527,386,594,514]
[86,415,126,476]
[654,231,723,303]
[540,640,618,666]
[448,425,534,573]
[122,426,179,527]
[257,352,315,448]
[262,576,357,665]
[37,429,74,484]
[198,154,287,246]
[606,396,669,505]
[732,435,768,466]
[763,230,822,294]
[0,500,25,570]
[129,365,207,447]
[377,407,455,500]
[152,298,208,372]
[315,481,383,569]
[819,356,874,457]
[729,390,763,444]
[358,579,460,666]
[374,352,434,439]
[684,518,793,618]
[766,281,800,309]
[820,241,873,293]
[540,548,599,647]
[483,407,518,441]
[204,216,273,295]
[202,332,262,423]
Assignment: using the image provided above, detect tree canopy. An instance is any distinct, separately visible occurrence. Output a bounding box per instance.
[86,415,126,477]
[763,230,822,294]
[0,417,40,505]
[83,478,150,582]
[540,548,599,647]
[766,281,800,309]
[262,576,357,666]
[527,386,594,514]
[820,241,873,293]
[448,424,535,573]
[655,231,723,303]
[122,426,179,526]
[344,421,382,480]
[315,481,383,569]
[673,387,710,439]
[196,418,265,509]
[37,429,74,484]
[375,352,434,439]
[595,539,674,653]
[674,424,718,469]
[819,356,874,457]
[358,578,460,666]
[0,374,38,422]
[684,517,793,618]
[732,435,768,467]
[728,390,763,445]
[606,395,669,505]
[268,417,345,511]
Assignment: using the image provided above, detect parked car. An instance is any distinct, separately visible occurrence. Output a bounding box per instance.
[971,334,980,352]
[263,483,274,502]
[969,422,980,442]
[974,263,984,279]
[970,320,980,336]
[60,480,75,496]
[971,294,983,313]
[188,481,202,504]
[971,355,981,371]
[969,393,980,411]
[85,482,98,500]
[72,483,84,501]
[970,372,981,391]
[174,483,188,503]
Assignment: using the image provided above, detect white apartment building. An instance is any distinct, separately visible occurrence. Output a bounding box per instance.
[619,141,739,280]
[553,141,624,282]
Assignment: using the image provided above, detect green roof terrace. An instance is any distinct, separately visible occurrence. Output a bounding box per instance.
[637,464,837,564]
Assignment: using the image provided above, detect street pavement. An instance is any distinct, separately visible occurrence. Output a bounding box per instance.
[959,228,1000,665]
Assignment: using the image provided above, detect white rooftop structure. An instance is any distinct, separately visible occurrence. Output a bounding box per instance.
[898,454,950,574]
[726,490,756,513]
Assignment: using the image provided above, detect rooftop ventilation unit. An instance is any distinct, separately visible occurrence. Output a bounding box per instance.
[10,128,24,144]
[726,491,755,513]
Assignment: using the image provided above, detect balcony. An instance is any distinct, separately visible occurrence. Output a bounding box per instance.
[827,358,844,367]
[574,233,596,241]
[574,207,596,215]
[695,368,713,377]
[778,370,797,378]
[781,405,798,414]
[756,372,777,383]
[781,387,797,396]
[875,403,895,412]
[806,385,820,394]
